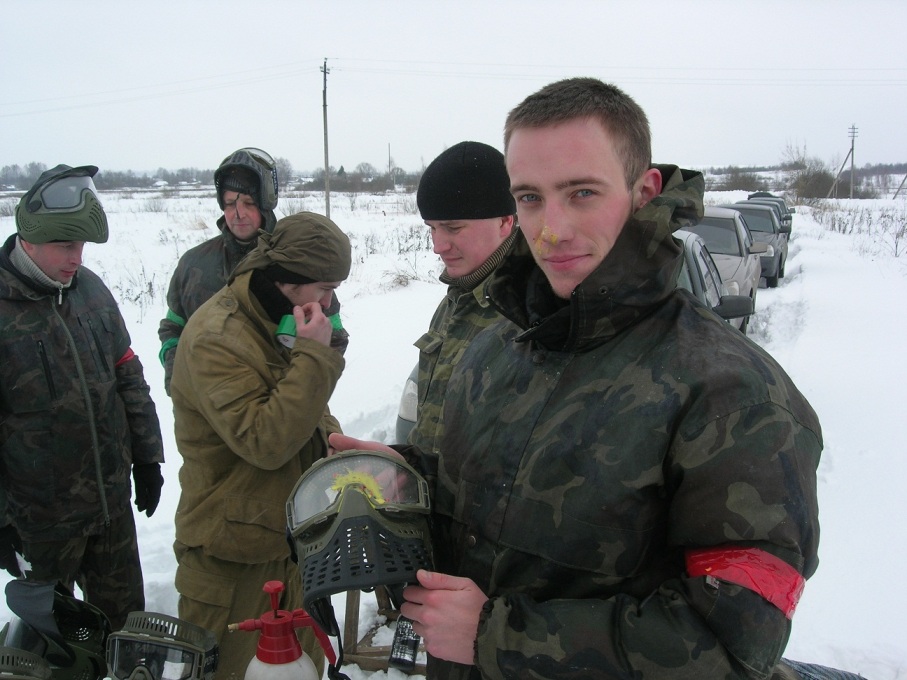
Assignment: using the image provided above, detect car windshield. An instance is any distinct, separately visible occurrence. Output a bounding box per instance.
[734,210,774,233]
[688,219,740,255]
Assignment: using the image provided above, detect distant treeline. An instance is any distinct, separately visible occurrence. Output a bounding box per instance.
[4,157,906,200]
[0,159,421,194]
[706,161,907,182]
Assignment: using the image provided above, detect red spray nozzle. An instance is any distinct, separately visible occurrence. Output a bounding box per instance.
[227,581,337,666]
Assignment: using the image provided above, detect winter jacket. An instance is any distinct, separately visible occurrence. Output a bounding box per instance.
[0,234,164,541]
[409,232,516,454]
[158,213,348,394]
[408,166,822,680]
[171,270,344,564]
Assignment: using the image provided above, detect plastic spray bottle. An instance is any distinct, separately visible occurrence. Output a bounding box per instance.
[228,581,336,680]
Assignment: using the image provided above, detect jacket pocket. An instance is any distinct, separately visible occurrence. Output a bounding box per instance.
[0,338,55,413]
[82,312,116,380]
[175,555,237,608]
[214,495,289,562]
[413,331,443,410]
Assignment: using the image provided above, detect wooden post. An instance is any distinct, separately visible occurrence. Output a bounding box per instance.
[341,588,426,675]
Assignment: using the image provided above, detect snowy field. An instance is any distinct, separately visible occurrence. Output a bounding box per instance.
[1,187,905,678]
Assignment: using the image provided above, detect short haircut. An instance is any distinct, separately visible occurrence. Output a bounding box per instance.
[504,77,652,189]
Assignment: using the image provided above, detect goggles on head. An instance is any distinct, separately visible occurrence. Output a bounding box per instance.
[237,147,275,169]
[106,613,217,680]
[23,168,102,215]
[15,165,109,244]
[215,147,278,212]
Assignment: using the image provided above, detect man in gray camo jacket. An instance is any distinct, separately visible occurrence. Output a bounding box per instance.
[0,165,164,630]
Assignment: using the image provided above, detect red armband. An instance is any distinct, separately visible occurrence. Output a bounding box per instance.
[685,546,805,619]
[115,348,136,367]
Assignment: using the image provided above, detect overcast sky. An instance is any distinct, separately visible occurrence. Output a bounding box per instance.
[3,0,905,176]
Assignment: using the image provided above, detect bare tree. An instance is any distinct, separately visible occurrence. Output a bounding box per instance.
[274,157,294,190]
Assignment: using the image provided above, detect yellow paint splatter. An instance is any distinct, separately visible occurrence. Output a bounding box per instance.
[532,225,559,256]
[331,470,386,504]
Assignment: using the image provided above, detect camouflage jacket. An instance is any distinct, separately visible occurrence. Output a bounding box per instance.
[0,235,164,541]
[408,167,822,680]
[171,270,343,564]
[409,232,516,454]
[158,212,348,394]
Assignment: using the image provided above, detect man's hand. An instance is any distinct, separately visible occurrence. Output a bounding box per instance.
[328,432,398,457]
[401,569,489,666]
[293,303,333,347]
[132,463,163,517]
[0,524,24,577]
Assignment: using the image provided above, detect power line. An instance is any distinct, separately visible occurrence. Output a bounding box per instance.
[2,58,904,118]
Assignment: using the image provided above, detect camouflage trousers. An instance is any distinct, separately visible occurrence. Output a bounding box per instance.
[19,509,144,630]
[174,542,326,680]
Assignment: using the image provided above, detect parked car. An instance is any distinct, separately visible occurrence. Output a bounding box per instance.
[396,229,756,442]
[396,363,419,443]
[674,229,754,326]
[748,191,795,228]
[684,206,768,333]
[724,201,790,287]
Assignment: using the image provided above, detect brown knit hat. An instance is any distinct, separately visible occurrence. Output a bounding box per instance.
[232,212,351,283]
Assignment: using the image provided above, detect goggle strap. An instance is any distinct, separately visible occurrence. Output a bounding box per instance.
[327,648,351,680]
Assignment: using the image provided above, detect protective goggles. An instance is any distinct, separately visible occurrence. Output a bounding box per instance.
[106,613,217,680]
[287,451,430,536]
[24,174,102,214]
[237,147,275,169]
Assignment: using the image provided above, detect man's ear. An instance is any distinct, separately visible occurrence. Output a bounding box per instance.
[500,214,516,237]
[634,167,663,210]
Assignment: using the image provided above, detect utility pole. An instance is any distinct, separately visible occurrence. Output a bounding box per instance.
[321,58,331,219]
[848,124,858,200]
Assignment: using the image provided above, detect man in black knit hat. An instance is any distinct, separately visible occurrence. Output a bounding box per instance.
[157,148,348,395]
[402,141,517,453]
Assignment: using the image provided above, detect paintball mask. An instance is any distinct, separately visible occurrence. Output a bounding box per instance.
[214,147,279,212]
[0,582,109,680]
[286,450,434,637]
[15,164,109,244]
[0,647,51,680]
[106,612,218,680]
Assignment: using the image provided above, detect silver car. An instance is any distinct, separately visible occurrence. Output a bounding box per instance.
[748,192,795,229]
[685,206,768,334]
[724,202,791,288]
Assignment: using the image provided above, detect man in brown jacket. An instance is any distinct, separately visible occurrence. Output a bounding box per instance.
[170,212,351,678]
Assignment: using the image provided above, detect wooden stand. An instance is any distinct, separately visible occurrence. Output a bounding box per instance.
[342,588,426,675]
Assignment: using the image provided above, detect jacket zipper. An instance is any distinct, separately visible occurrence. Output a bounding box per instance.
[52,302,111,527]
[36,340,58,400]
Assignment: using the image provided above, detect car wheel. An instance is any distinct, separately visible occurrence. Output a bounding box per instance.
[779,256,786,279]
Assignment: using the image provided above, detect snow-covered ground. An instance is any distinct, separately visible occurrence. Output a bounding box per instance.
[1,188,905,678]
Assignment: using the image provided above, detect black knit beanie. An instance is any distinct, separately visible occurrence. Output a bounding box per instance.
[417,141,515,220]
[217,166,261,208]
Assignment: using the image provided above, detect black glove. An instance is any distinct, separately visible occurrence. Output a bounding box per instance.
[132,463,164,518]
[0,524,23,577]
